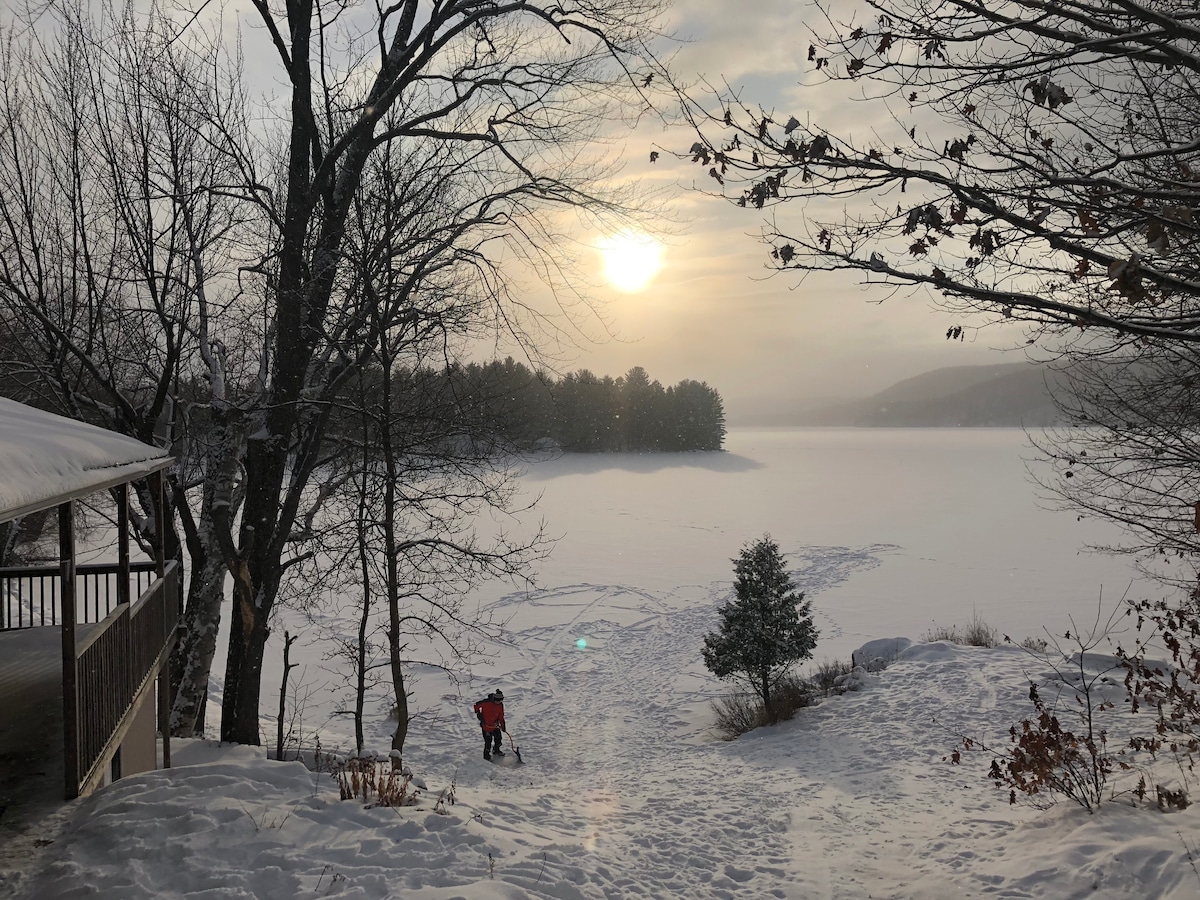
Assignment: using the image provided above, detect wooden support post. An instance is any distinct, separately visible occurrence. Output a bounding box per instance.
[116,483,130,608]
[149,470,166,580]
[59,500,79,801]
[158,667,171,769]
[149,468,174,772]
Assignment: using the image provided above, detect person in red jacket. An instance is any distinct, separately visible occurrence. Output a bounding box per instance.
[473,690,505,760]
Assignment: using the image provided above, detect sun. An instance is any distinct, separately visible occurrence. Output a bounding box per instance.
[598,231,664,293]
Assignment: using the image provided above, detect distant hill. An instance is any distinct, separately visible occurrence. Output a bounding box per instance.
[795,361,1067,427]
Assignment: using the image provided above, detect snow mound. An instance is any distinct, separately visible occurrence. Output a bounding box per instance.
[851,636,912,670]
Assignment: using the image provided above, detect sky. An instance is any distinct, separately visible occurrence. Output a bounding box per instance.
[562,0,1020,422]
[2,0,1021,423]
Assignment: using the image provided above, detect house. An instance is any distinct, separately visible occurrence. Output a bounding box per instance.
[0,397,179,837]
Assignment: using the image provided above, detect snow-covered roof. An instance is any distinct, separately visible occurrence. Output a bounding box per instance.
[0,397,171,523]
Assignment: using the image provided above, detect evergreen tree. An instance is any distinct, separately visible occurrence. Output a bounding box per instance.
[669,379,726,451]
[702,536,817,721]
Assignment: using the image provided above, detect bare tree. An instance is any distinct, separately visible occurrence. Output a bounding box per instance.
[677,0,1200,345]
[206,0,672,744]
[1027,344,1200,575]
[674,0,1200,764]
[0,2,255,736]
[3,0,672,746]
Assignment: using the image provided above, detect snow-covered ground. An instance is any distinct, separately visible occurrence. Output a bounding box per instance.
[8,429,1200,897]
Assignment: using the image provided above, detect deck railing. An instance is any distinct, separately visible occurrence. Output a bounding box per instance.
[70,560,179,795]
[0,562,158,631]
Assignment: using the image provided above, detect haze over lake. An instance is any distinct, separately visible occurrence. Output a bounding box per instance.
[498,427,1159,666]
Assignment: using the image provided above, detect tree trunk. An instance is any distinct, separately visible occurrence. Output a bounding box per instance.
[171,417,245,737]
[169,547,226,736]
[220,558,271,744]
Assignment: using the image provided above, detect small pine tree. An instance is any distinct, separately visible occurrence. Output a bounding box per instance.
[702,536,818,721]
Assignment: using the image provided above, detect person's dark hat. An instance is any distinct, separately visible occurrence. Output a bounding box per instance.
[493,689,504,701]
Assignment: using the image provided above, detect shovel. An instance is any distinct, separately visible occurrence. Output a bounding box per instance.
[503,729,524,764]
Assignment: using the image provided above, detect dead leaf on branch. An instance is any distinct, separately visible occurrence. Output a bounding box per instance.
[944,135,975,162]
[1146,220,1168,253]
[772,244,795,265]
[808,135,831,159]
[1024,76,1071,110]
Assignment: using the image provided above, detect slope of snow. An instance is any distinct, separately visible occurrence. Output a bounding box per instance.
[17,640,1200,899]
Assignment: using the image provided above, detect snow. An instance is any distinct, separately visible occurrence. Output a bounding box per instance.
[0,398,169,520]
[14,645,1199,899]
[6,429,1200,898]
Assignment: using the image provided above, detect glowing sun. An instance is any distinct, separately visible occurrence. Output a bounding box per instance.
[598,231,664,293]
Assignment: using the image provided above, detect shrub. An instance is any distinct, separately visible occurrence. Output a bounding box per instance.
[772,672,817,718]
[1119,591,1200,767]
[319,751,420,807]
[986,680,1115,812]
[948,617,1127,812]
[712,692,766,739]
[712,673,819,739]
[810,658,853,695]
[1019,635,1050,654]
[963,612,1000,648]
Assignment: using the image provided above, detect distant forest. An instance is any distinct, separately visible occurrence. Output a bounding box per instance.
[436,359,726,452]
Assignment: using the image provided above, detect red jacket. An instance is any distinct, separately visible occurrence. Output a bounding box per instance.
[473,698,505,732]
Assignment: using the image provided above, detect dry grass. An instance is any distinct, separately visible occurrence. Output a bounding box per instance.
[319,752,420,807]
[922,611,1000,648]
[810,658,854,695]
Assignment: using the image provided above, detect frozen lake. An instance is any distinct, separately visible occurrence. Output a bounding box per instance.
[253,426,1163,752]
[508,427,1154,663]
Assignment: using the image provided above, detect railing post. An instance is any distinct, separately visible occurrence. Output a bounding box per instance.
[159,667,171,769]
[148,470,173,770]
[116,482,134,771]
[59,500,80,801]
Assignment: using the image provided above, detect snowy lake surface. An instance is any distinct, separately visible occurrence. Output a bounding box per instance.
[259,426,1160,757]
[497,426,1151,662]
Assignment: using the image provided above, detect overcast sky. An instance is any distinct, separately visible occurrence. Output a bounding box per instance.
[19,0,1025,423]
[559,0,1024,423]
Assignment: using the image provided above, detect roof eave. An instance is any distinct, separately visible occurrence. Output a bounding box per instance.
[0,456,174,524]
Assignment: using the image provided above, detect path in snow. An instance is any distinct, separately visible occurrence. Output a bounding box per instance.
[420,543,923,897]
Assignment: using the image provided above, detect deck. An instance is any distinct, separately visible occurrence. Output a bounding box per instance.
[0,625,96,865]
